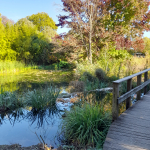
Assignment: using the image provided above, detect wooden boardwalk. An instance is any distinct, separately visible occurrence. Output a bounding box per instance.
[103,91,150,150]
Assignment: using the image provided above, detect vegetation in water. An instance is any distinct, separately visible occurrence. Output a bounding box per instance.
[24,86,60,110]
[60,103,111,149]
[0,85,60,112]
[0,0,150,149]
[0,89,23,111]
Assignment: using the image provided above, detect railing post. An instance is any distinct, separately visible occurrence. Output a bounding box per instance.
[137,74,141,100]
[126,79,132,110]
[144,72,148,94]
[112,82,119,121]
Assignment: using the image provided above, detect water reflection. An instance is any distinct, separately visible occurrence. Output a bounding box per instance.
[0,107,61,147]
[0,108,24,126]
[26,107,60,128]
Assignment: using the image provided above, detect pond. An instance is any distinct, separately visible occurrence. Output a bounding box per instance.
[0,69,135,148]
[0,69,75,148]
[0,108,61,147]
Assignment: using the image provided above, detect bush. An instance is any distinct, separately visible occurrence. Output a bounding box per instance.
[81,71,96,82]
[95,68,106,81]
[69,81,85,92]
[59,61,70,69]
[107,75,119,82]
[61,103,111,148]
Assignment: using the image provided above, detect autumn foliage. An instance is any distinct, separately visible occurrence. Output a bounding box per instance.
[54,0,150,63]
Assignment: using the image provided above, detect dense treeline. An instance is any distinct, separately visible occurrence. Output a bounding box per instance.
[1,0,150,66]
[55,0,150,64]
[0,12,58,65]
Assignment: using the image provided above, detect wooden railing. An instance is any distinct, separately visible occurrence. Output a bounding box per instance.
[112,68,150,121]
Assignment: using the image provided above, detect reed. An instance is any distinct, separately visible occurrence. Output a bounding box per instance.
[61,103,111,148]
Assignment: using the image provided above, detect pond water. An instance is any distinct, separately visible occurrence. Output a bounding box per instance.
[0,69,74,148]
[0,69,139,148]
[0,108,61,147]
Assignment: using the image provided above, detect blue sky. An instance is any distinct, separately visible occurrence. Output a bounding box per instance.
[0,0,150,37]
[0,0,69,34]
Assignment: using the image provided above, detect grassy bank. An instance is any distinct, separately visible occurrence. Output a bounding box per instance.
[0,61,37,74]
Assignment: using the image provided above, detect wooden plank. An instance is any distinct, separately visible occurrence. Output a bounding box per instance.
[144,72,148,94]
[109,124,150,136]
[112,82,119,121]
[104,92,150,149]
[104,132,150,149]
[112,121,150,131]
[126,79,132,109]
[103,142,148,150]
[118,79,150,104]
[113,68,150,84]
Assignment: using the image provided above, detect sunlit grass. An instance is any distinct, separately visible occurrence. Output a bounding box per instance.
[0,61,37,74]
[0,69,75,93]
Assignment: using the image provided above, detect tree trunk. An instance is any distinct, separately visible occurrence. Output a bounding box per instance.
[89,14,92,64]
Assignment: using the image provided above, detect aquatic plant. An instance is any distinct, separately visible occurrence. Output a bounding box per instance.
[24,86,60,110]
[61,103,111,148]
[0,89,24,111]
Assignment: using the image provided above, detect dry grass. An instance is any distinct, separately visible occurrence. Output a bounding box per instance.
[68,81,85,92]
[70,97,79,103]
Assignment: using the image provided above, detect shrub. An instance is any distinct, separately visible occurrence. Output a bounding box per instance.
[61,103,111,148]
[85,79,108,91]
[95,68,106,81]
[59,61,70,69]
[107,75,119,82]
[69,81,85,92]
[82,71,96,82]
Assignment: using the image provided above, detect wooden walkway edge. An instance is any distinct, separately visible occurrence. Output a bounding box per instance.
[103,91,150,150]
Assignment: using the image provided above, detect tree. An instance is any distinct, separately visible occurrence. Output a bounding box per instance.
[57,0,109,63]
[42,26,57,42]
[1,15,14,26]
[143,37,150,54]
[57,0,150,63]
[12,18,37,62]
[0,14,17,61]
[27,12,58,31]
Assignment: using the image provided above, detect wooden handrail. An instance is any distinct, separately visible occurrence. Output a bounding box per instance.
[113,68,150,83]
[112,68,149,121]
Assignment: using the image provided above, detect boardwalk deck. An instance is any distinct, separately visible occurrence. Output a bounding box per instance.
[103,91,150,150]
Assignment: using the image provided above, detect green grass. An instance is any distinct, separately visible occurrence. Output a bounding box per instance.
[0,89,23,111]
[0,85,60,111]
[24,86,60,110]
[85,79,108,91]
[61,103,111,149]
[0,61,37,74]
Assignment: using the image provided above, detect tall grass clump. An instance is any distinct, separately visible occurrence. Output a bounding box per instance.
[0,89,24,111]
[0,61,37,74]
[24,86,60,110]
[61,103,111,148]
